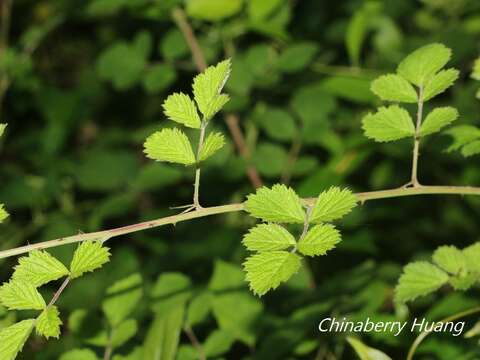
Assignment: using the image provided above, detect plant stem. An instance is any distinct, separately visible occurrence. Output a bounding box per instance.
[193,121,207,209]
[411,86,424,187]
[103,328,114,360]
[47,277,70,308]
[406,305,480,360]
[2,185,480,259]
[184,325,206,360]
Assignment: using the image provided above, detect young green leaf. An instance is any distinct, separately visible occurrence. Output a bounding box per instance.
[102,273,143,327]
[144,128,196,165]
[463,243,480,273]
[449,273,477,291]
[0,280,46,310]
[419,107,458,137]
[297,224,341,256]
[423,68,459,101]
[397,43,451,86]
[432,245,466,275]
[162,93,201,129]
[245,184,305,223]
[36,306,62,339]
[395,262,449,303]
[70,241,111,279]
[310,187,357,223]
[242,223,296,252]
[193,59,231,120]
[13,250,69,287]
[199,131,225,161]
[0,319,35,360]
[362,105,415,142]
[0,204,8,223]
[370,74,417,103]
[244,251,302,296]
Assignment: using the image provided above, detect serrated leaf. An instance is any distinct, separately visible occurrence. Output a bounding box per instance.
[298,224,341,256]
[423,68,459,101]
[13,250,69,287]
[162,93,201,129]
[0,319,35,360]
[244,251,302,296]
[70,241,111,279]
[370,74,417,103]
[449,273,477,291]
[0,280,45,310]
[102,273,143,327]
[245,184,305,223]
[362,105,415,142]
[36,306,62,339]
[193,60,231,120]
[199,132,225,161]
[144,128,196,165]
[395,262,449,303]
[346,337,392,360]
[310,187,357,223]
[419,107,458,137]
[432,245,466,275]
[463,243,480,273]
[397,43,451,86]
[242,224,296,252]
[0,204,8,223]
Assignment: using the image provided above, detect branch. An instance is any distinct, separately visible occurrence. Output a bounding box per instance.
[171,7,263,189]
[2,185,480,260]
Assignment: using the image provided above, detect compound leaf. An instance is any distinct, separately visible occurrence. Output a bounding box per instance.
[193,60,231,121]
[310,187,357,223]
[144,128,196,165]
[432,245,466,275]
[397,43,451,86]
[0,319,35,360]
[245,184,305,223]
[70,241,111,279]
[0,280,45,310]
[298,224,341,256]
[242,223,296,252]
[395,262,449,303]
[162,93,201,129]
[423,68,459,101]
[13,250,69,287]
[244,251,301,296]
[362,105,415,142]
[370,74,417,103]
[199,132,225,161]
[419,107,458,137]
[36,306,62,339]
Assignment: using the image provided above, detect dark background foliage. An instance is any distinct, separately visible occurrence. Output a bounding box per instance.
[2,0,480,358]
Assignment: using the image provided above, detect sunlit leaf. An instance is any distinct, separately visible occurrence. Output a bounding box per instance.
[70,241,111,279]
[0,320,35,360]
[13,250,69,287]
[243,223,296,252]
[298,224,341,256]
[144,128,196,165]
[362,105,415,142]
[432,245,466,275]
[370,74,417,103]
[162,93,201,129]
[36,306,62,339]
[0,280,45,310]
[423,68,459,101]
[199,132,225,161]
[419,107,458,137]
[310,187,357,223]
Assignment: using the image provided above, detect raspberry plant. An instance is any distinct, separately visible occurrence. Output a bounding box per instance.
[2,42,480,360]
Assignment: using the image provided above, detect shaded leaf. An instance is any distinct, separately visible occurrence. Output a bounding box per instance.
[347,336,392,360]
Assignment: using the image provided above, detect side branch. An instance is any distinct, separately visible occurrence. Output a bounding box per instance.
[1,185,480,260]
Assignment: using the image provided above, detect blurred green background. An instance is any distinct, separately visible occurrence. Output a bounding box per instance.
[2,0,480,358]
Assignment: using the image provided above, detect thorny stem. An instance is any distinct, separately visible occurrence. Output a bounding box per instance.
[406,305,480,360]
[184,325,206,360]
[3,185,480,259]
[410,86,424,187]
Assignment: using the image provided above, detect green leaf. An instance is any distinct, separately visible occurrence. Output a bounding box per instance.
[449,273,477,291]
[0,123,6,137]
[0,204,8,223]
[472,57,480,80]
[432,245,466,275]
[419,107,458,137]
[397,43,451,86]
[423,68,459,101]
[187,0,243,21]
[346,336,392,360]
[102,273,143,327]
[276,43,318,73]
[36,306,62,339]
[370,74,418,103]
[463,243,480,273]
[186,291,212,327]
[142,64,176,94]
[362,105,415,142]
[151,273,192,314]
[256,107,297,142]
[0,280,45,310]
[59,348,99,360]
[162,93,201,129]
[298,224,341,257]
[0,319,35,360]
[144,128,196,165]
[461,140,480,157]
[445,125,480,152]
[204,329,235,357]
[193,60,231,120]
[13,250,69,287]
[199,132,225,161]
[245,184,305,223]
[395,262,449,303]
[111,319,138,348]
[244,251,302,296]
[69,241,111,279]
[310,187,357,223]
[243,223,296,252]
